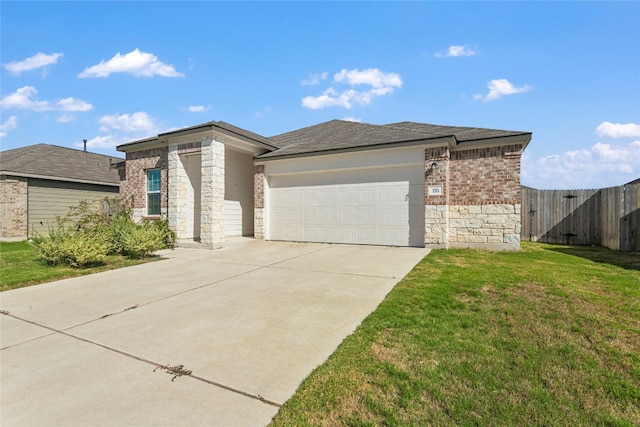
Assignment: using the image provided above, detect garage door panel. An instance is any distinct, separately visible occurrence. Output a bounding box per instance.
[268,167,424,247]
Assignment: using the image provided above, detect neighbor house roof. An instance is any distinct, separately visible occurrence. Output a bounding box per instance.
[0,144,121,186]
[257,120,532,160]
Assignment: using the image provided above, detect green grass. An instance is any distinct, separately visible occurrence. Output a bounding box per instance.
[270,242,640,426]
[0,241,159,291]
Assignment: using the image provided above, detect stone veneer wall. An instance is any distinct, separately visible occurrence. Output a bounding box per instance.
[200,138,225,248]
[168,142,201,240]
[448,144,523,250]
[120,147,168,221]
[253,164,265,239]
[0,176,28,240]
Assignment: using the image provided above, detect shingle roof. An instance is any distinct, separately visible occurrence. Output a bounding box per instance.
[117,120,275,151]
[384,122,530,142]
[258,120,530,159]
[1,144,121,185]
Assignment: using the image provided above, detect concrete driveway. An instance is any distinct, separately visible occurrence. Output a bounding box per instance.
[1,240,429,426]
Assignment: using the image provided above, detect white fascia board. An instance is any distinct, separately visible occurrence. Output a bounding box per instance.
[451,134,532,152]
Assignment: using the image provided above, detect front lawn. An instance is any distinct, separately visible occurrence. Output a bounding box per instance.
[270,242,640,426]
[0,241,159,291]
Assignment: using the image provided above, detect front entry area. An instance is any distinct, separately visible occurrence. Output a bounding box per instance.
[268,166,425,247]
[169,139,256,247]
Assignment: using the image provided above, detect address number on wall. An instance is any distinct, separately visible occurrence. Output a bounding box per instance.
[428,185,443,196]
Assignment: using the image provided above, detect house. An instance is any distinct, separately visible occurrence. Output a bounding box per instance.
[0,144,121,241]
[117,119,531,250]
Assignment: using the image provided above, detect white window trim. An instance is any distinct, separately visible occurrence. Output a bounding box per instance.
[146,169,161,216]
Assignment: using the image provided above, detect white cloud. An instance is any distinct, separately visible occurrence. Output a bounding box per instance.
[0,115,17,138]
[54,97,93,111]
[188,105,209,112]
[474,79,531,102]
[522,140,640,189]
[0,86,92,112]
[56,114,75,123]
[596,121,640,138]
[302,68,402,110]
[98,112,158,133]
[435,45,477,58]
[342,116,362,123]
[334,68,402,89]
[78,48,184,78]
[301,72,328,86]
[3,52,63,74]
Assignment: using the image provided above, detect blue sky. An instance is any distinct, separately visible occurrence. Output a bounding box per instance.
[1,1,638,189]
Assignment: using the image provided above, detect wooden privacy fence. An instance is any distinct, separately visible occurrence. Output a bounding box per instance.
[521,182,639,251]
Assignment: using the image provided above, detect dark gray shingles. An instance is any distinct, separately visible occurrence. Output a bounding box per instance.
[258,120,532,159]
[1,144,121,185]
[385,122,531,142]
[259,120,439,159]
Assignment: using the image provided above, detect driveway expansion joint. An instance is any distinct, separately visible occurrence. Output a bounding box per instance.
[1,312,282,408]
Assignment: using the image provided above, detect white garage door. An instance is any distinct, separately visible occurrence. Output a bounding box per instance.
[268,167,424,247]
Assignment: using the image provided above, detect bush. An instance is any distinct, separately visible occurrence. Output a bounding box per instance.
[32,228,109,268]
[31,197,175,267]
[122,220,173,259]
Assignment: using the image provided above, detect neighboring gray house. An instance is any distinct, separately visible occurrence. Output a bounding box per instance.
[118,119,531,250]
[0,144,121,241]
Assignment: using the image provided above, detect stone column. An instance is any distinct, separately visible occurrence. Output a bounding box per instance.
[167,143,192,240]
[200,138,225,248]
[253,164,265,239]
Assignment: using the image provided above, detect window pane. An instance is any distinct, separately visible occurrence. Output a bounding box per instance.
[147,169,161,192]
[147,193,161,216]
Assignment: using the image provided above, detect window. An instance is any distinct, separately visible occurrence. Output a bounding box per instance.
[146,169,161,216]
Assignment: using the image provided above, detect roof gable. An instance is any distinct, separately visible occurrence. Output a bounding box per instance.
[1,144,121,185]
[117,120,276,152]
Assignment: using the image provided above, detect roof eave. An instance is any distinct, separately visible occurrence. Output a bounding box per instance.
[116,137,162,153]
[451,133,532,151]
[0,171,120,187]
[117,122,278,153]
[255,136,453,162]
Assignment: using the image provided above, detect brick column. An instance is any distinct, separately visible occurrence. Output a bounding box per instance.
[200,138,225,248]
[0,176,28,240]
[424,147,450,248]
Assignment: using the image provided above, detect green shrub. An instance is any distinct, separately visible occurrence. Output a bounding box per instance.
[149,218,176,249]
[32,228,109,267]
[30,197,175,268]
[121,221,171,258]
[100,215,136,255]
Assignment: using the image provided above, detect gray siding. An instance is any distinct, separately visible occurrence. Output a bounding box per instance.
[28,179,119,237]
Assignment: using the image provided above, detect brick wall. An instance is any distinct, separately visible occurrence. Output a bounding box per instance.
[424,144,524,251]
[120,147,168,218]
[424,147,449,205]
[0,176,28,240]
[449,144,523,205]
